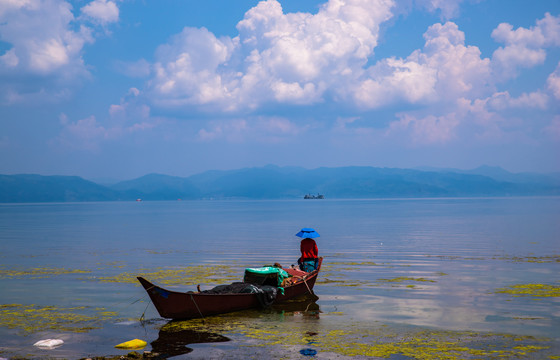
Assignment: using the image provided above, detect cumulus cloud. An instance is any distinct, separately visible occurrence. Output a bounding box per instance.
[151,26,237,108]
[492,13,560,80]
[482,91,549,111]
[0,0,93,75]
[81,0,119,25]
[381,14,558,145]
[146,1,498,114]
[142,0,560,147]
[352,21,491,108]
[351,57,437,108]
[0,0,120,104]
[148,0,396,111]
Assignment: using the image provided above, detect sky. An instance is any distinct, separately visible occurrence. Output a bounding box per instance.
[1,0,559,181]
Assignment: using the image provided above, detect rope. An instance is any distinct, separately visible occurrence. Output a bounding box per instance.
[139,299,151,322]
[293,274,314,296]
[190,293,205,321]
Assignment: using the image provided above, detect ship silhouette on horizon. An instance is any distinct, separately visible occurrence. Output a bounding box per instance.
[304,193,324,199]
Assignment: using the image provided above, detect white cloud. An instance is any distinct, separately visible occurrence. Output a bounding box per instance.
[351,57,437,108]
[81,0,119,25]
[56,90,157,151]
[387,112,460,144]
[547,62,560,100]
[351,21,491,108]
[491,13,560,80]
[414,22,492,99]
[379,14,557,145]
[148,0,396,111]
[0,0,94,75]
[147,1,502,115]
[482,91,549,111]
[109,88,151,123]
[150,26,237,108]
[0,0,121,104]
[0,0,35,17]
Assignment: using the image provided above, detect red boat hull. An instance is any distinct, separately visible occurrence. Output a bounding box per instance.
[137,258,322,320]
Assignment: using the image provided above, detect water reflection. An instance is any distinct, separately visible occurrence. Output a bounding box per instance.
[270,295,321,318]
[150,327,230,358]
[150,297,321,358]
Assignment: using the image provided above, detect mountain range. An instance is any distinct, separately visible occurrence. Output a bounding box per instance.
[1,165,559,203]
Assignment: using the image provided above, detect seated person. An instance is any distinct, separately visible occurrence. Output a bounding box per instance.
[298,236,319,272]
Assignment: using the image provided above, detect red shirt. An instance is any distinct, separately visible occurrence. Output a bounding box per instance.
[300,238,318,260]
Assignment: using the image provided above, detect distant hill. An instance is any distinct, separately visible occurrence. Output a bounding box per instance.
[416,165,560,184]
[0,174,126,203]
[1,165,559,203]
[110,173,200,200]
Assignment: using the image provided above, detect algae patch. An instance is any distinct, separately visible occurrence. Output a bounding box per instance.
[378,277,436,283]
[0,267,91,279]
[95,265,242,286]
[494,283,560,298]
[493,255,560,263]
[155,316,555,360]
[0,304,116,334]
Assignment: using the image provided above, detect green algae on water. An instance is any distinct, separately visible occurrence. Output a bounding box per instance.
[95,265,242,286]
[493,255,560,263]
[494,283,560,298]
[377,276,437,283]
[0,304,116,334]
[156,315,555,360]
[0,267,91,279]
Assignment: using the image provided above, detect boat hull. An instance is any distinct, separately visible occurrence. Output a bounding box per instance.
[137,258,322,320]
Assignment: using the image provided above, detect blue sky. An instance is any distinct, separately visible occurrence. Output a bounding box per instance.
[1,0,559,180]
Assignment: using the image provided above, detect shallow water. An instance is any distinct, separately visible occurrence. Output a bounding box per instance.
[0,198,558,359]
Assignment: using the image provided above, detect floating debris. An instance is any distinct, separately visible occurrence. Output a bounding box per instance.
[299,348,317,356]
[33,339,64,349]
[115,339,147,349]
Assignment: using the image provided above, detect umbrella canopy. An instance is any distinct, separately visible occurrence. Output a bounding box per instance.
[296,228,320,239]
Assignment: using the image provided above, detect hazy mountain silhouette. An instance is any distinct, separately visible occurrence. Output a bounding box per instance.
[1,165,559,202]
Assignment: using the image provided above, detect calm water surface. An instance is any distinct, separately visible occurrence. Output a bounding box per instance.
[0,198,559,358]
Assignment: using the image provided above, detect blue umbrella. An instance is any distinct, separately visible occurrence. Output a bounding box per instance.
[296,228,320,238]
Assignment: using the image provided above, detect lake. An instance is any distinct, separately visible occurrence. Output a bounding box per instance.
[0,197,559,359]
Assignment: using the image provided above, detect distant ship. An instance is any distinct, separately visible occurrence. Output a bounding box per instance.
[304,193,324,199]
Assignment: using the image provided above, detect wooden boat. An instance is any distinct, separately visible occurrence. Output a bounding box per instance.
[137,258,322,320]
